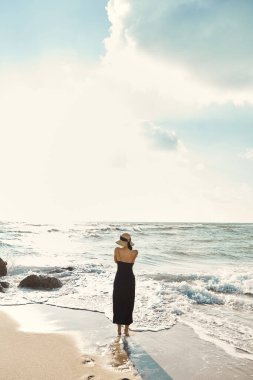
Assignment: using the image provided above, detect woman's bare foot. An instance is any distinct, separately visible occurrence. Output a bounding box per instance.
[117,324,122,336]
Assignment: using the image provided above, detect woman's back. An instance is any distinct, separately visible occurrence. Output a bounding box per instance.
[115,247,138,264]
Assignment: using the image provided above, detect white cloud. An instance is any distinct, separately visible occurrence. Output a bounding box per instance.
[239,148,253,160]
[142,122,179,151]
[104,0,253,110]
[107,0,253,88]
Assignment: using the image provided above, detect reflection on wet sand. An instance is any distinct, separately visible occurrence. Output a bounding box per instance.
[109,336,133,370]
[109,334,173,380]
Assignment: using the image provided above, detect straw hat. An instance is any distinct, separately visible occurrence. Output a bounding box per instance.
[116,232,134,247]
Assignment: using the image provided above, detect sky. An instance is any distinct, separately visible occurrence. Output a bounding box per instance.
[0,0,252,223]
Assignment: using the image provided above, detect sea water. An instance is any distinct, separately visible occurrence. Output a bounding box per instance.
[0,221,252,357]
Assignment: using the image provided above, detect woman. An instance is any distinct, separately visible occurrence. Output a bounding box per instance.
[113,232,138,336]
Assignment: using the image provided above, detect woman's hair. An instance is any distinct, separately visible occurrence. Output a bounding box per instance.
[127,241,133,250]
[120,235,133,250]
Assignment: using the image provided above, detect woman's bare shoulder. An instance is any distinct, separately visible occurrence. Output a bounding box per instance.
[114,247,120,256]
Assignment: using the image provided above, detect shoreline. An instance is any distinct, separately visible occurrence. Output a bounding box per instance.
[1,304,253,379]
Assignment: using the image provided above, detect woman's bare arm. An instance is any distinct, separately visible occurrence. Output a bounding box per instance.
[114,247,118,263]
[133,249,138,262]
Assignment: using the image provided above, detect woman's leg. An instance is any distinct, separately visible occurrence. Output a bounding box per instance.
[124,325,129,336]
[117,324,122,335]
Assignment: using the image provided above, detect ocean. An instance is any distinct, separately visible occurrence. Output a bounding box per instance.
[0,221,252,359]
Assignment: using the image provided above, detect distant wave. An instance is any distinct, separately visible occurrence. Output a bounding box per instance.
[0,241,14,248]
[149,273,216,283]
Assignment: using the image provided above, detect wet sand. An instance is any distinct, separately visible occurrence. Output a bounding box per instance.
[131,324,253,380]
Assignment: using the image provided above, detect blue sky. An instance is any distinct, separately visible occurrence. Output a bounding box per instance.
[0,0,252,222]
[0,0,109,61]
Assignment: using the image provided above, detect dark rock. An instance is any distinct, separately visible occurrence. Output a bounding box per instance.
[48,266,74,274]
[19,275,63,289]
[65,266,74,271]
[0,258,7,276]
[0,281,9,288]
[0,284,4,293]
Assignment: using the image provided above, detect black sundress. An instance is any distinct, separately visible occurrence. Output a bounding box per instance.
[113,261,135,325]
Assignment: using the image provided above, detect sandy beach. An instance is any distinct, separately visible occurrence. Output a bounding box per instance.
[0,304,253,380]
[0,307,141,380]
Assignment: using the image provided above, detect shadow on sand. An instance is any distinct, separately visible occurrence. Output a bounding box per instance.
[122,336,173,380]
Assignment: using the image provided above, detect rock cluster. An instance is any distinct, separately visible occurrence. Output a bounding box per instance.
[0,257,64,293]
